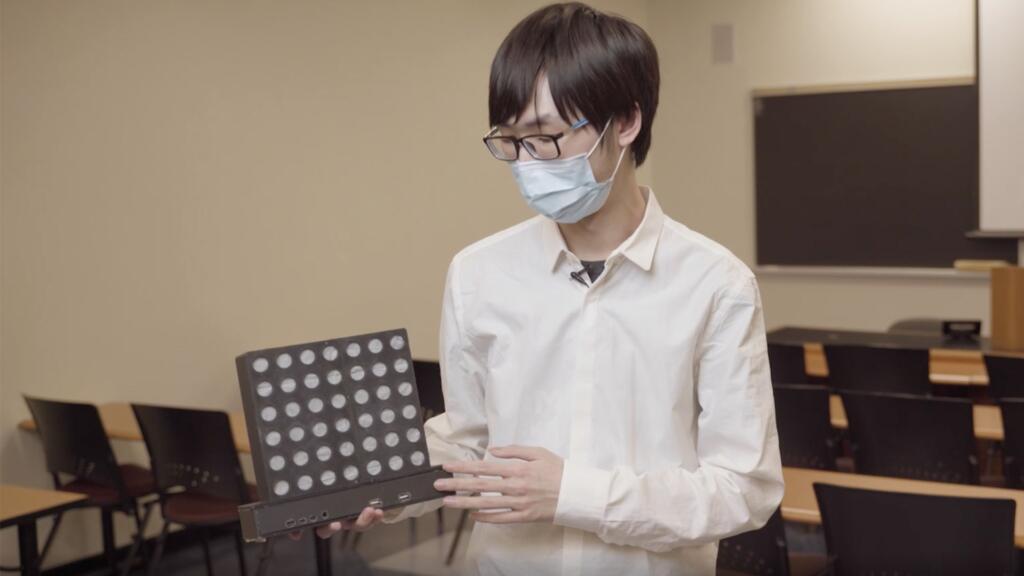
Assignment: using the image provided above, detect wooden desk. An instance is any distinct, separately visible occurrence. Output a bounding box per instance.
[1,485,88,576]
[781,467,1024,548]
[768,326,993,386]
[828,394,1003,441]
[18,403,252,454]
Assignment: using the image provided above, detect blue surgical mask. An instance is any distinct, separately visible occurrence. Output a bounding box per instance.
[510,119,628,224]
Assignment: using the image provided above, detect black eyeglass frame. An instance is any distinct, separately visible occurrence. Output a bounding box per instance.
[482,118,591,162]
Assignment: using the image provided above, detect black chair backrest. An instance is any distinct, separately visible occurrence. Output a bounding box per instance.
[132,404,248,503]
[767,343,808,384]
[413,359,445,418]
[986,354,1024,400]
[1000,398,1024,489]
[840,390,976,484]
[813,483,1015,576]
[823,344,931,395]
[716,507,790,576]
[24,396,125,493]
[887,317,944,335]
[773,384,836,470]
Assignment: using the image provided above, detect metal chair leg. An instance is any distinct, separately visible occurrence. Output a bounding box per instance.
[234,529,248,576]
[101,508,118,573]
[146,520,171,576]
[255,538,274,576]
[120,502,154,576]
[200,528,215,576]
[314,533,332,576]
[445,510,469,566]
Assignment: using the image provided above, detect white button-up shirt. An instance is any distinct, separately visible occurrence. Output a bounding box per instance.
[384,187,784,575]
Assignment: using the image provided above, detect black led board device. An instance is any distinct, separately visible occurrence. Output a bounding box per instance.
[235,328,450,541]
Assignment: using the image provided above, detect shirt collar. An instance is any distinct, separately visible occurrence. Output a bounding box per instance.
[541,186,664,273]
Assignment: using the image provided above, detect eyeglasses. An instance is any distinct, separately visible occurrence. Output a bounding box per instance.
[482,118,591,161]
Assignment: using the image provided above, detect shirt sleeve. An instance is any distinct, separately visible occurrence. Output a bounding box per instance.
[551,275,784,552]
[382,257,489,524]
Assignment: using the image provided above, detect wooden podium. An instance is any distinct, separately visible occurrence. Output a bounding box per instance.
[992,266,1024,352]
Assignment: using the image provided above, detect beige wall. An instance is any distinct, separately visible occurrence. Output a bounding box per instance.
[0,0,981,568]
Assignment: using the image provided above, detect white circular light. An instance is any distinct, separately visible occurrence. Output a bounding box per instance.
[300,349,316,365]
[266,431,282,446]
[323,346,339,361]
[368,339,383,354]
[261,407,277,422]
[256,382,273,397]
[354,389,369,404]
[339,441,355,457]
[358,413,374,428]
[280,378,297,393]
[269,455,285,471]
[312,422,328,437]
[274,481,289,496]
[362,437,377,452]
[350,366,365,381]
[335,418,350,433]
[289,427,305,442]
[402,405,417,419]
[285,402,300,418]
[276,353,292,369]
[316,446,332,462]
[327,370,342,385]
[390,335,406,350]
[398,382,414,396]
[253,358,269,373]
[366,460,382,476]
[380,409,395,424]
[384,432,399,447]
[297,475,313,491]
[293,451,309,466]
[376,385,391,401]
[308,398,324,413]
[331,394,346,409]
[394,358,409,374]
[343,465,359,481]
[389,455,404,471]
[304,373,320,389]
[346,343,361,358]
[410,451,425,466]
[406,428,421,443]
[372,363,387,378]
[321,470,336,486]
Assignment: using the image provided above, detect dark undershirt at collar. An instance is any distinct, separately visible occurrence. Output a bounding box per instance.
[579,260,606,283]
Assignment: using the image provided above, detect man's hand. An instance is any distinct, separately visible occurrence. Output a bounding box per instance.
[434,446,564,524]
[287,506,384,541]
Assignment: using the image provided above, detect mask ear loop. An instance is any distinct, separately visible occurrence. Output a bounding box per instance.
[585,118,614,159]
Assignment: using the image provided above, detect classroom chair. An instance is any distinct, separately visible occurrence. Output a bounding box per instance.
[813,483,1015,575]
[985,353,1024,400]
[823,344,931,395]
[24,396,156,576]
[131,404,267,576]
[1000,398,1024,488]
[767,343,809,384]
[772,384,838,470]
[839,390,977,484]
[716,507,827,576]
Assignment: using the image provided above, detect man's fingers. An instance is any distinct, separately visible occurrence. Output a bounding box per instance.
[434,476,508,493]
[443,495,518,510]
[443,460,518,476]
[471,510,532,524]
[315,521,342,539]
[288,530,302,541]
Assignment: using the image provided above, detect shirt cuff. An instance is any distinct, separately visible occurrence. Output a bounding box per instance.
[553,459,613,534]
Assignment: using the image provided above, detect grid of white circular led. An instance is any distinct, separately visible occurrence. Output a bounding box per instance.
[240,329,430,502]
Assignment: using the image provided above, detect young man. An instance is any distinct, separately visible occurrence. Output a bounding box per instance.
[324,3,783,574]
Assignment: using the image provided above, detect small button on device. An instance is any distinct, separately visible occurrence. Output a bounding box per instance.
[398,491,412,503]
[284,519,296,528]
[368,498,383,508]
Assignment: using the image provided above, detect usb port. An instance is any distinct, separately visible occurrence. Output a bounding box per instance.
[368,498,383,507]
[398,491,412,503]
